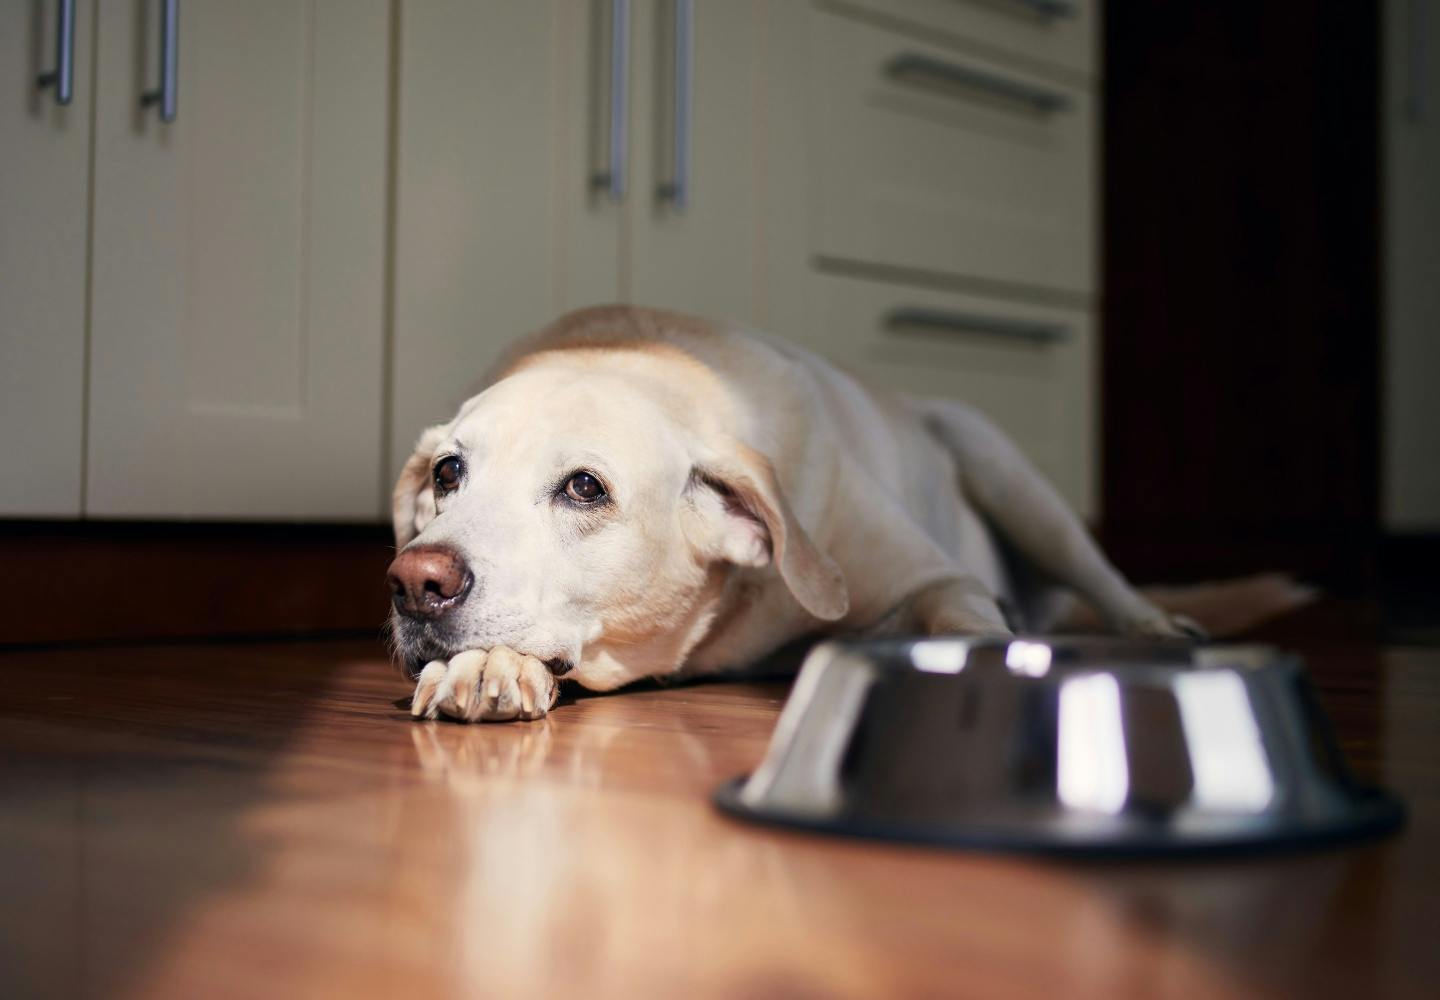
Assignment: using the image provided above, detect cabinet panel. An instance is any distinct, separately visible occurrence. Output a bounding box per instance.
[391,1,640,483]
[753,0,819,338]
[629,0,760,323]
[557,0,626,310]
[0,0,93,516]
[391,0,566,481]
[1383,0,1440,530]
[810,272,1095,517]
[812,7,1094,296]
[87,0,388,518]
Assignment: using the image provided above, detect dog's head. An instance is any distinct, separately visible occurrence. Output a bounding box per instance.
[386,349,848,689]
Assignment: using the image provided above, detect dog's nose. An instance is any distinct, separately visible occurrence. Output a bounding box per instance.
[387,545,473,619]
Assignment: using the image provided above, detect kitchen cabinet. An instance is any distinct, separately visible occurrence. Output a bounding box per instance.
[2,0,387,520]
[0,0,93,516]
[390,0,766,480]
[762,0,1100,515]
[3,1,1101,522]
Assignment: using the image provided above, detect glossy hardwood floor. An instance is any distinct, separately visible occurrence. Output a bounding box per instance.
[1,618,1436,999]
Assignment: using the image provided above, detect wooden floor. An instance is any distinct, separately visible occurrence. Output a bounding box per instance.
[1,623,1436,999]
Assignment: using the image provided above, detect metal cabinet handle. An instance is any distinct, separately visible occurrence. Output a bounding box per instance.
[35,0,76,106]
[1404,0,1427,122]
[884,307,1068,345]
[140,0,179,123]
[884,52,1070,115]
[1014,0,1076,18]
[658,0,694,209]
[592,0,630,201]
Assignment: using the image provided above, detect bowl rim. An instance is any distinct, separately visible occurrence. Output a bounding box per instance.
[831,636,1306,684]
[713,774,1407,859]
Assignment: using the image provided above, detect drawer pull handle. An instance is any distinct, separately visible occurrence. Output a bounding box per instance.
[35,0,76,105]
[1014,0,1077,18]
[658,0,694,209]
[884,52,1070,115]
[884,307,1068,345]
[140,0,179,122]
[592,0,631,201]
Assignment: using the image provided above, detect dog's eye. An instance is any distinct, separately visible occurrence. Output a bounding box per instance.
[433,456,463,494]
[564,471,606,504]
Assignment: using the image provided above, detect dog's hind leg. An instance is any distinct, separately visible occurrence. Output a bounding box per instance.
[916,399,1202,639]
[824,466,1014,638]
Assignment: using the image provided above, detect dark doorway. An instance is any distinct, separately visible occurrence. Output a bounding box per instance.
[1101,2,1380,593]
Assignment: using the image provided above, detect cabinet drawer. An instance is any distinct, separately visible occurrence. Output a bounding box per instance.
[823,0,1096,79]
[808,273,1095,517]
[811,8,1094,296]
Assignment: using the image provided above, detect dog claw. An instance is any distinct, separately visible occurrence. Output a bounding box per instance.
[411,647,560,723]
[410,660,448,718]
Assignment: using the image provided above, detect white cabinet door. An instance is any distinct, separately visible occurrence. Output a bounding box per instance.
[86,0,388,519]
[391,1,637,484]
[557,0,626,311]
[629,0,761,323]
[389,0,775,488]
[391,0,567,480]
[0,0,93,516]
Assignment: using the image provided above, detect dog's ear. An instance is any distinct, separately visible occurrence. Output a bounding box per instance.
[392,424,447,547]
[688,440,849,622]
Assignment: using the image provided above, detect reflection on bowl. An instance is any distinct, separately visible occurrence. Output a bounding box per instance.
[715,638,1404,855]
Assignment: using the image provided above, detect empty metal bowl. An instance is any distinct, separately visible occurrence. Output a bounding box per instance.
[715,637,1404,855]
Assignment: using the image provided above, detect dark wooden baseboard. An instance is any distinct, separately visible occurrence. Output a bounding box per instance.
[0,521,395,647]
[4,519,1426,647]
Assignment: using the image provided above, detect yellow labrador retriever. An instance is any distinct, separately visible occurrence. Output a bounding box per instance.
[389,305,1199,722]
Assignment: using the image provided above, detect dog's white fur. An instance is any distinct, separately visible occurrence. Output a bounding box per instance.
[394,306,1189,721]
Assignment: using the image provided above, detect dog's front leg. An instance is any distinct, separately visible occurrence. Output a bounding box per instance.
[410,647,559,722]
[875,576,1014,639]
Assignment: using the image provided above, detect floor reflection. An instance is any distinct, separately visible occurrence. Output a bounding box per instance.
[2,636,1429,998]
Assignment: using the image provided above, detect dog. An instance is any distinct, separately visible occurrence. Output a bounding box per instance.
[387,306,1285,722]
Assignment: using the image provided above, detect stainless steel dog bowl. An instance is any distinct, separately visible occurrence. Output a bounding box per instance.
[715,638,1404,855]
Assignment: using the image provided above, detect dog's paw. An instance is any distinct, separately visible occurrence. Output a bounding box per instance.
[410,647,559,722]
[1122,612,1209,642]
